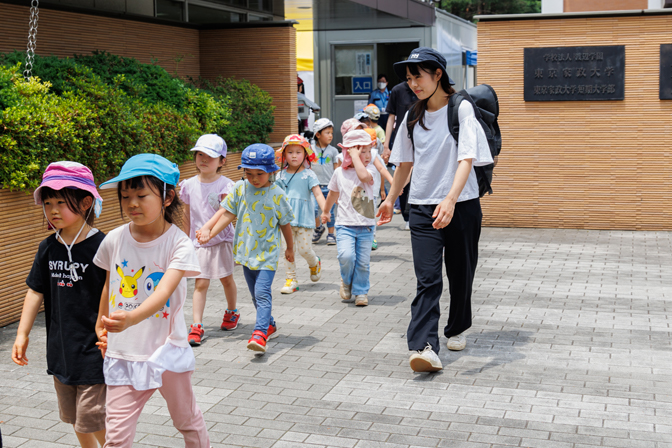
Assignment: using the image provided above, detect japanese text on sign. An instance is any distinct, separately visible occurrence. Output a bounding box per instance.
[524,46,625,102]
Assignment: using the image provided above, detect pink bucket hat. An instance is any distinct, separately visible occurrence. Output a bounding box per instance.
[34,161,103,217]
[338,130,373,169]
[340,118,365,137]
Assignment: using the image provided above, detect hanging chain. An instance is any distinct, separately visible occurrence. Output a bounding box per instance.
[24,0,40,80]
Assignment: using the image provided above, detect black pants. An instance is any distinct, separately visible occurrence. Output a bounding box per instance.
[399,183,410,222]
[407,199,482,354]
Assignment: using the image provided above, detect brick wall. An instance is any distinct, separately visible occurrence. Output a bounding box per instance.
[0,3,201,79]
[200,27,297,144]
[478,14,672,230]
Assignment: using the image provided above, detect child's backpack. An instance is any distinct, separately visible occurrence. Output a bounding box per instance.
[406,84,501,197]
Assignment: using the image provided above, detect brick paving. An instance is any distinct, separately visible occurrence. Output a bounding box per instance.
[1,216,671,447]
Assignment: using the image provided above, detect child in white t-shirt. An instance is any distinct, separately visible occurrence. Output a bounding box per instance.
[94,154,209,447]
[180,134,238,346]
[321,130,378,307]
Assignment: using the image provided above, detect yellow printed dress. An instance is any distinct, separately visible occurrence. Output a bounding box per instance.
[223,180,294,271]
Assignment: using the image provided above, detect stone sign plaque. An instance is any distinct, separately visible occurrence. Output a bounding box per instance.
[661,44,672,100]
[524,46,625,101]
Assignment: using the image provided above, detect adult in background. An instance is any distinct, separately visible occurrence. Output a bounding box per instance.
[377,47,493,373]
[368,74,390,131]
[382,77,418,230]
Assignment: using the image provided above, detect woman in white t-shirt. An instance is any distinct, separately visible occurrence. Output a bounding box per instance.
[378,47,493,373]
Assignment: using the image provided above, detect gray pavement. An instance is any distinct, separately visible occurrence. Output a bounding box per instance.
[1,215,671,447]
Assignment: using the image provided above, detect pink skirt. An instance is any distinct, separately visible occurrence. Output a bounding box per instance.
[194,241,234,279]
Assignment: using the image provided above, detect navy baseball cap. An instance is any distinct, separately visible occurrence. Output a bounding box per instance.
[238,143,279,173]
[393,47,455,85]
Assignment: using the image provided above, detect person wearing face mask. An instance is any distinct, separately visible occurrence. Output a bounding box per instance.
[369,74,390,131]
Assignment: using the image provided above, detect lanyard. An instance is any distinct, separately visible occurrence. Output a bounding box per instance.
[44,206,93,283]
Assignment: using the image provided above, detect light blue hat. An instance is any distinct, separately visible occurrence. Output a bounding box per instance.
[99,154,180,189]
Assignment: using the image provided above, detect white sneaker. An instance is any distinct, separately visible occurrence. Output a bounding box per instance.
[280,278,299,294]
[409,344,443,372]
[404,221,410,231]
[339,279,351,301]
[446,334,466,351]
[309,258,321,282]
[355,294,368,306]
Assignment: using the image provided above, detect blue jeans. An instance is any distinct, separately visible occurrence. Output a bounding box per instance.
[335,225,374,295]
[242,267,276,333]
[314,185,336,229]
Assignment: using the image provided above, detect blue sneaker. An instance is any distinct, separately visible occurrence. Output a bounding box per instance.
[312,225,326,243]
[326,234,336,246]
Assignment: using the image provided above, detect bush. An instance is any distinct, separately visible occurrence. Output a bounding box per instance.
[191,76,275,152]
[0,51,277,191]
[0,62,222,190]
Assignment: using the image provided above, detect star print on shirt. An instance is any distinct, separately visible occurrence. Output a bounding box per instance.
[121,259,129,268]
[162,311,169,319]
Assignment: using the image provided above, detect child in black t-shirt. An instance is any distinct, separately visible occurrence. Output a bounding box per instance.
[12,161,108,447]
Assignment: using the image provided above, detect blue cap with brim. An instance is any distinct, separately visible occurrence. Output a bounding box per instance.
[99,154,180,189]
[238,143,279,173]
[393,47,455,85]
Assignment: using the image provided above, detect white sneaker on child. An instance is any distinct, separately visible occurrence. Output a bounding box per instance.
[446,334,466,351]
[339,279,352,301]
[280,278,299,294]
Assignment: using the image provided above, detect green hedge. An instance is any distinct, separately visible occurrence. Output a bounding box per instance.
[0,52,275,191]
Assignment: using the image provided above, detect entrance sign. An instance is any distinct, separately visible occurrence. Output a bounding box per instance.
[524,45,625,101]
[661,44,672,100]
[352,77,372,94]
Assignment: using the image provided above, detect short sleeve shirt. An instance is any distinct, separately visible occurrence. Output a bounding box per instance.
[310,143,339,185]
[26,231,107,385]
[223,180,294,271]
[93,224,200,362]
[327,165,378,227]
[276,168,320,228]
[179,175,235,247]
[390,101,494,204]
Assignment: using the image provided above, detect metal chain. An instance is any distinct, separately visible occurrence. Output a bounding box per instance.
[24,0,40,80]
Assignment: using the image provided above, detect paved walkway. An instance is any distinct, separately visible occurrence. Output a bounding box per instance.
[1,216,671,447]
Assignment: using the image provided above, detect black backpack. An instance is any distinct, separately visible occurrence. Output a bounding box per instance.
[406,84,501,197]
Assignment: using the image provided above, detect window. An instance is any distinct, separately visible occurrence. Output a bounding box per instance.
[189,4,243,23]
[156,0,185,21]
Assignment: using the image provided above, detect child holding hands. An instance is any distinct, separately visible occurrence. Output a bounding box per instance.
[179,134,238,346]
[322,130,379,307]
[276,134,326,294]
[197,144,294,353]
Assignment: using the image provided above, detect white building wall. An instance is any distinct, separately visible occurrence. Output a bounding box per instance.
[541,0,564,13]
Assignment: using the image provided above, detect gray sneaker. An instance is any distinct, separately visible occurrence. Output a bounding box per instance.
[326,233,337,245]
[409,344,443,372]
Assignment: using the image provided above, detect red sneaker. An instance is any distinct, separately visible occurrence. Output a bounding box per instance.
[188,324,206,346]
[247,330,267,352]
[221,310,240,331]
[267,322,278,340]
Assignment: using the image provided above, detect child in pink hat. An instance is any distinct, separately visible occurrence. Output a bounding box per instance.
[321,130,378,307]
[12,161,108,447]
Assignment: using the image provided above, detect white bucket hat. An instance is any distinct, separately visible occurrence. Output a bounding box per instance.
[312,118,334,134]
[190,134,227,159]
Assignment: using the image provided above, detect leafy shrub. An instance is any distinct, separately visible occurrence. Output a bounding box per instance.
[191,76,275,152]
[0,51,278,191]
[0,63,222,190]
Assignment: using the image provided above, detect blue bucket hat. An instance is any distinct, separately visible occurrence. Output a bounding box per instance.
[393,47,455,85]
[99,154,180,189]
[238,144,279,173]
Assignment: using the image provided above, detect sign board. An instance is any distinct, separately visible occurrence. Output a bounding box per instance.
[661,44,672,100]
[353,100,368,116]
[352,77,372,94]
[524,46,625,101]
[356,52,371,76]
[466,50,478,66]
